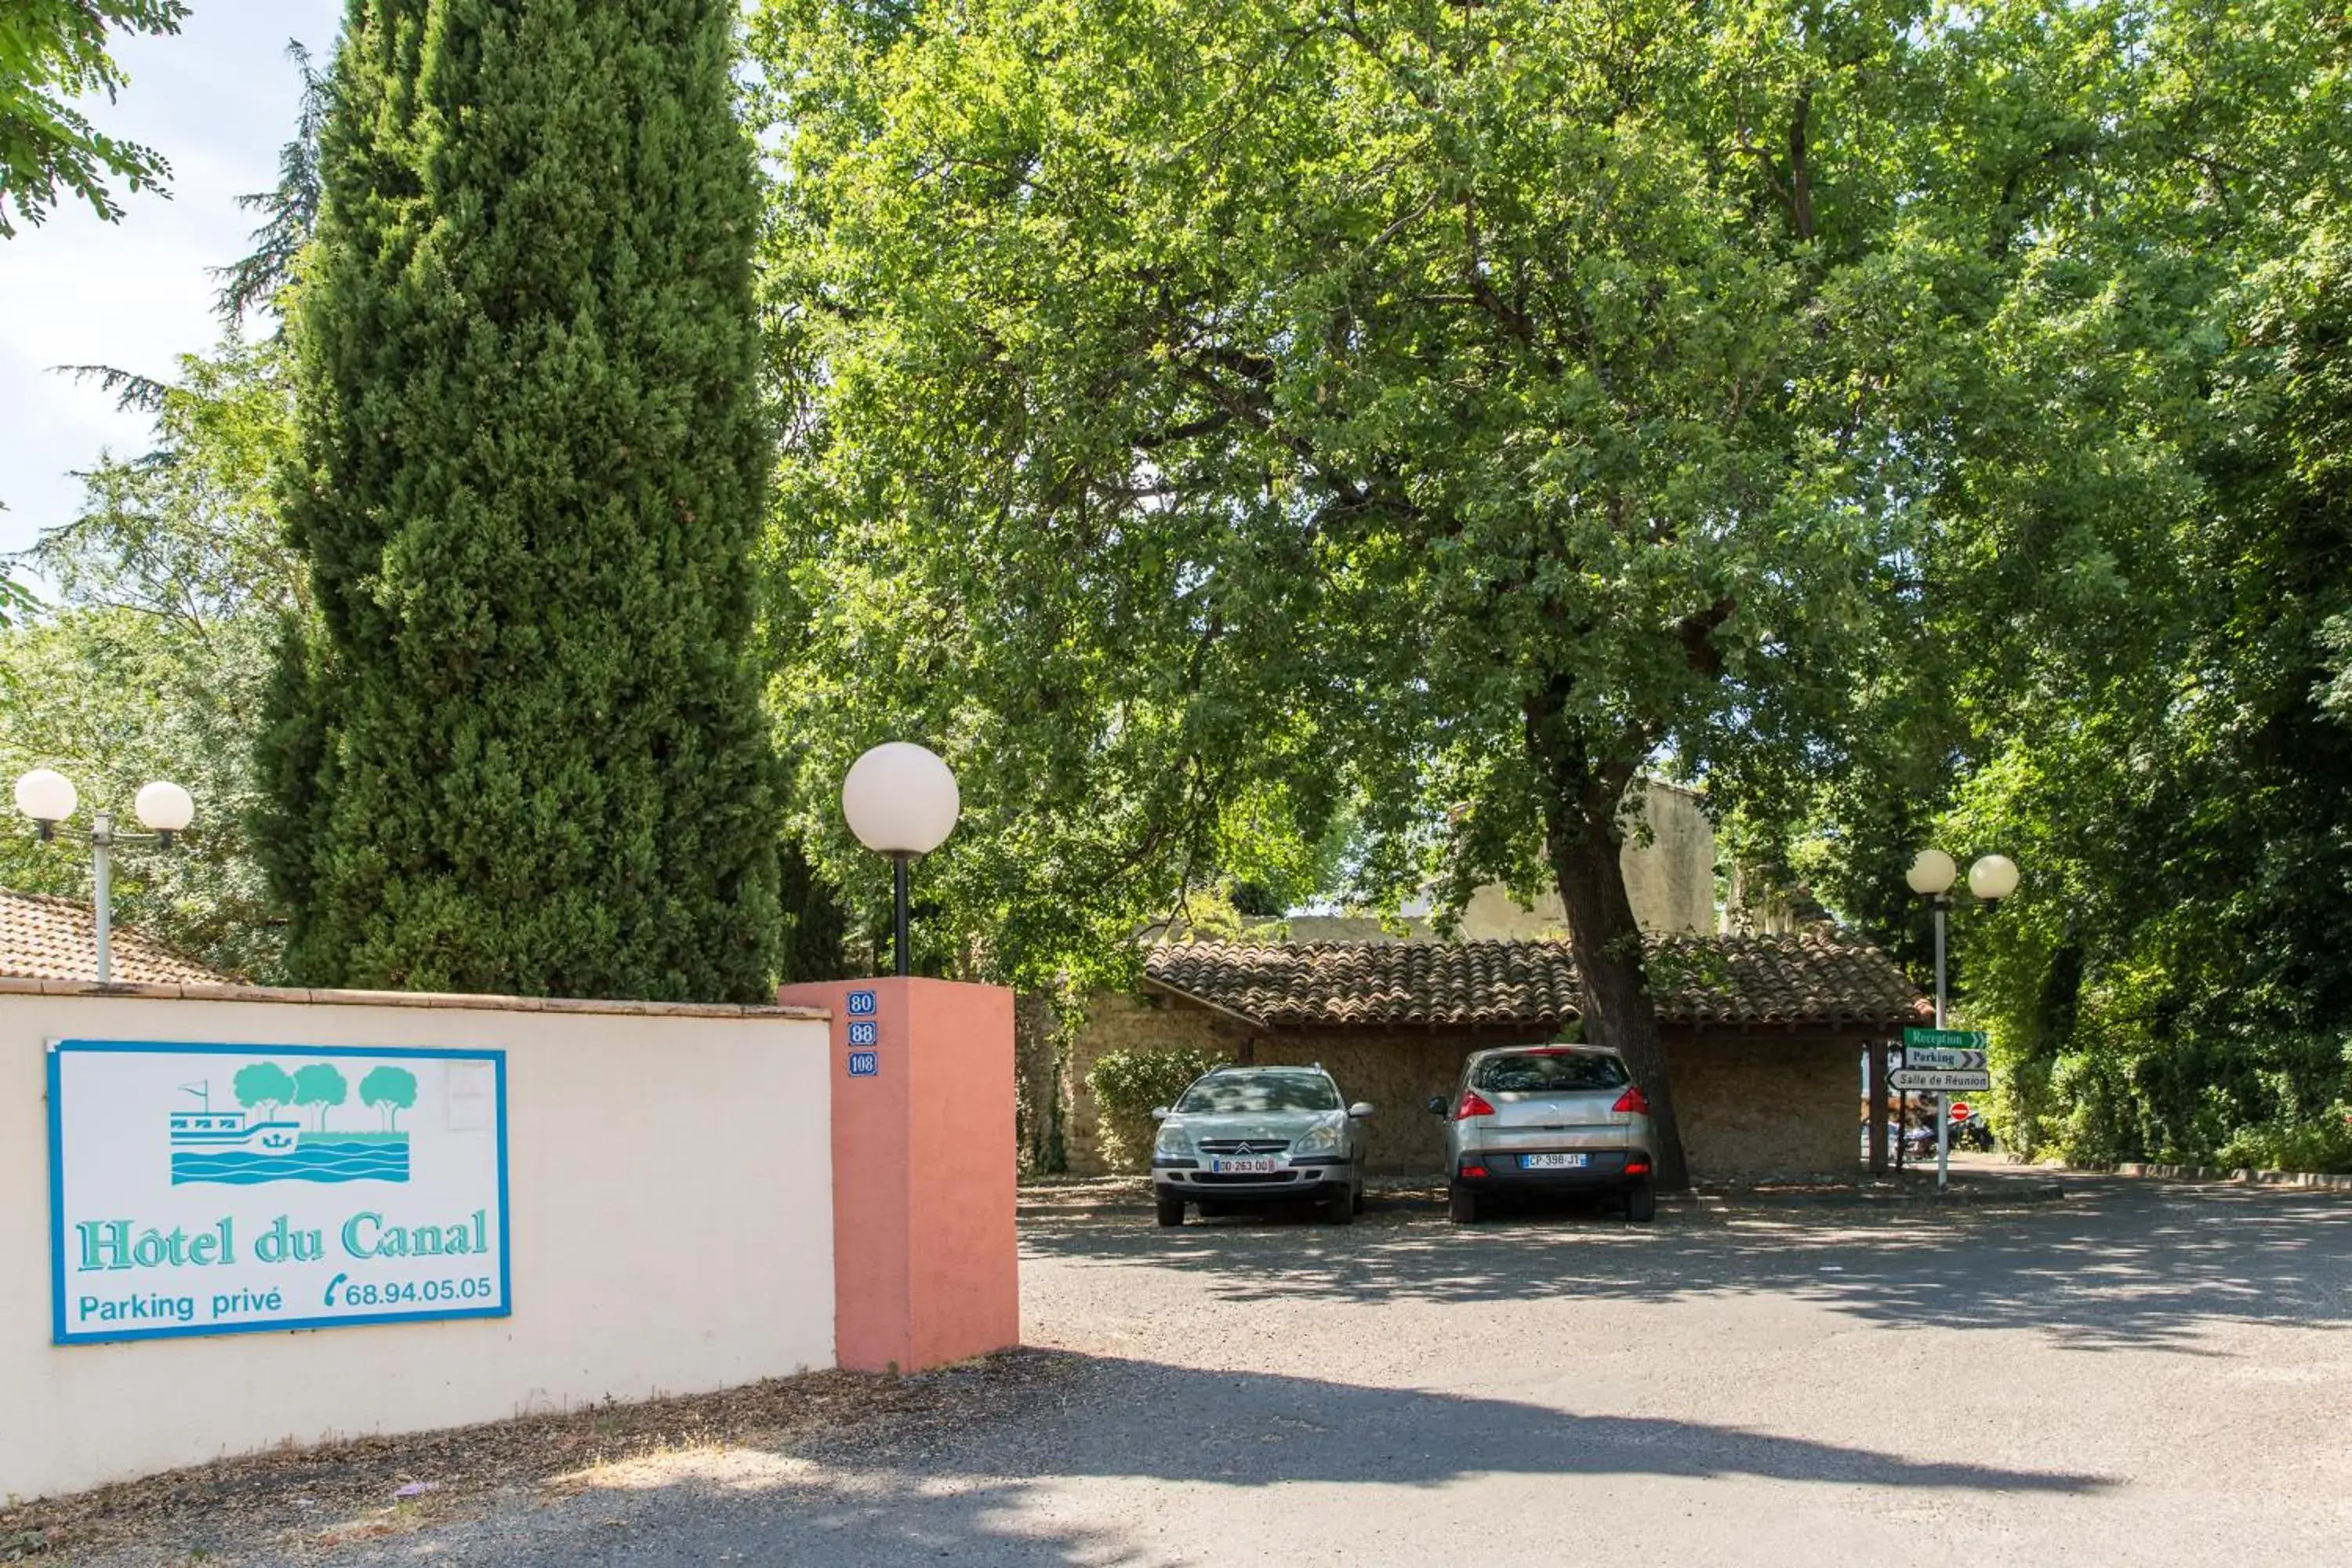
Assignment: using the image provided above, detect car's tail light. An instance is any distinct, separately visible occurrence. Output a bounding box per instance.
[1461,1163,1489,1178]
[1613,1085,1650,1116]
[1624,1159,1652,1176]
[1454,1090,1497,1120]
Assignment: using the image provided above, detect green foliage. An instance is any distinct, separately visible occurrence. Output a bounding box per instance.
[0,0,188,235]
[0,568,36,630]
[752,0,2103,1185]
[263,0,782,1000]
[2214,1107,2352,1178]
[0,329,303,980]
[212,39,328,325]
[1773,1,2352,1172]
[1086,1044,1229,1174]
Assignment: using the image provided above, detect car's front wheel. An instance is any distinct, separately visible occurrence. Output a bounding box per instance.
[1156,1195,1186,1228]
[1323,1192,1355,1225]
[1624,1182,1657,1224]
[1448,1182,1481,1225]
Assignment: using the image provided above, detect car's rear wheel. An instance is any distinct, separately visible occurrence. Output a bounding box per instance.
[1447,1182,1481,1225]
[1624,1182,1657,1224]
[1156,1195,1186,1228]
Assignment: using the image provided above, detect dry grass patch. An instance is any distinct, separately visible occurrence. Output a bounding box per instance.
[1,1356,1045,1563]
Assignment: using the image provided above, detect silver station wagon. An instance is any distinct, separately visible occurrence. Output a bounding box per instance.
[1151,1065,1372,1227]
[1428,1044,1657,1224]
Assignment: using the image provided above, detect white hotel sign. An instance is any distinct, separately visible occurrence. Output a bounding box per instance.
[47,1040,510,1344]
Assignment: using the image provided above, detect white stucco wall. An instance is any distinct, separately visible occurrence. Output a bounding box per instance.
[2,983,835,1502]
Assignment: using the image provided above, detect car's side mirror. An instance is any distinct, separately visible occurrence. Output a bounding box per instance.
[1347,1102,1375,1120]
[1149,1107,1171,1121]
[1425,1095,1447,1116]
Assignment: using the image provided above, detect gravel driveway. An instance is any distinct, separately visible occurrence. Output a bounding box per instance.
[71,1170,2352,1566]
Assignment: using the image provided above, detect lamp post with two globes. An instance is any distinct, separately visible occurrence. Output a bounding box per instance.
[13,768,196,984]
[1901,848,2020,1186]
[840,742,961,978]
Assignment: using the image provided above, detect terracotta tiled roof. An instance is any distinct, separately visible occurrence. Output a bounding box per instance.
[1143,934,1929,1031]
[0,887,225,986]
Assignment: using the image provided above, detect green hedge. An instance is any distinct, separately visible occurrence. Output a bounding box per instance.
[1087,1046,1227,1173]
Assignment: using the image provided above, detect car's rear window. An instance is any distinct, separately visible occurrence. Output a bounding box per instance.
[1472,1051,1629,1094]
[1176,1073,1343,1114]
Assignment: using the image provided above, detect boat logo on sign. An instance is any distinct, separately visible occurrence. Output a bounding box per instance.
[168,1062,414,1186]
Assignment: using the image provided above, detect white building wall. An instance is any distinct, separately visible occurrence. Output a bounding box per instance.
[1,983,834,1501]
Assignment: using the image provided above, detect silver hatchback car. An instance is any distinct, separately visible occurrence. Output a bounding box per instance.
[1428,1044,1657,1223]
[1151,1065,1373,1226]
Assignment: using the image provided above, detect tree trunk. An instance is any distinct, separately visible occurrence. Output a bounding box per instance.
[1541,775,1693,1191]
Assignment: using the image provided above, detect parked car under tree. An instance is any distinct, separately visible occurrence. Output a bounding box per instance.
[1150,1065,1373,1226]
[1429,1045,1657,1223]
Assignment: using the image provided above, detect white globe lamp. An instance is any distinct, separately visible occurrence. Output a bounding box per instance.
[13,769,194,982]
[841,742,961,975]
[14,768,78,834]
[1904,848,1957,897]
[135,780,195,840]
[1968,853,2020,902]
[842,742,961,855]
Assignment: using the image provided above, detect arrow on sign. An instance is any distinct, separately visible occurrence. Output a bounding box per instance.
[1891,1069,1992,1093]
[1905,1047,1987,1071]
[1904,1026,1987,1051]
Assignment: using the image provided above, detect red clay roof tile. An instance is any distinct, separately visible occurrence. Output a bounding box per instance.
[1143,934,1929,1031]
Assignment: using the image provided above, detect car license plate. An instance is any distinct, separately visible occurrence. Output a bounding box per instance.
[1520,1152,1589,1170]
[1210,1157,1281,1174]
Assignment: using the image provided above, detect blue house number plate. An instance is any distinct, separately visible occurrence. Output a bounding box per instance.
[846,990,877,1017]
[847,1051,880,1077]
[847,1020,878,1047]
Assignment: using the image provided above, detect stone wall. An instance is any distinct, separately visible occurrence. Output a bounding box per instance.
[1666,1033,1862,1178]
[1058,990,1866,1182]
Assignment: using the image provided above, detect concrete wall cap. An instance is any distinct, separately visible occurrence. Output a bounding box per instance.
[0,975,828,1021]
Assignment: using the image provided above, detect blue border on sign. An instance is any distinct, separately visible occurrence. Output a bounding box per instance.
[46,1039,514,1345]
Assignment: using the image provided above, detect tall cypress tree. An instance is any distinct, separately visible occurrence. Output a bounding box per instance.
[259,0,779,1000]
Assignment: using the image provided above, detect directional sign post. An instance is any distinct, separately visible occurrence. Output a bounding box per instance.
[1890,1069,1992,1094]
[1903,1047,1987,1071]
[1902,1028,1991,1188]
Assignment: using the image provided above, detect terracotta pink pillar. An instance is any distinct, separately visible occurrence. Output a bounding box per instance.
[775,977,1020,1373]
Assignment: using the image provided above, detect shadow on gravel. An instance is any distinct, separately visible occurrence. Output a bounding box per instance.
[1023,1178,2352,1352]
[336,1349,2112,1568]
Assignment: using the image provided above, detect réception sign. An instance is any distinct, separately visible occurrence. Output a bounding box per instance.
[46,1040,510,1345]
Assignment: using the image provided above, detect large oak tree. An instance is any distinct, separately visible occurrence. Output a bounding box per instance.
[759,0,2164,1181]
